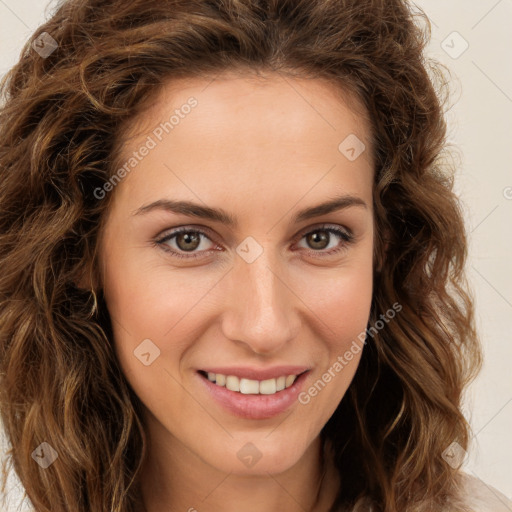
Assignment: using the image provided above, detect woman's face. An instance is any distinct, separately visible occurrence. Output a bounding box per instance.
[99,71,375,475]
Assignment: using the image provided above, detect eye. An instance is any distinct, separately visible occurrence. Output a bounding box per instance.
[155,224,354,260]
[155,227,219,259]
[295,225,354,256]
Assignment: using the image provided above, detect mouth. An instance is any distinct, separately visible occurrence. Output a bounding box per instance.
[196,368,310,420]
[198,369,308,395]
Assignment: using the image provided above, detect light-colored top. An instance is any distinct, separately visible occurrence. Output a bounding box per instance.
[459,473,512,512]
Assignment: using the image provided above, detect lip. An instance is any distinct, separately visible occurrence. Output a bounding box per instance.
[199,365,311,381]
[196,369,310,420]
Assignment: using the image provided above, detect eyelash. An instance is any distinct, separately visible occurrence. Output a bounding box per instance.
[154,224,354,260]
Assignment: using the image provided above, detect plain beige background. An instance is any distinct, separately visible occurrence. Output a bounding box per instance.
[0,0,511,510]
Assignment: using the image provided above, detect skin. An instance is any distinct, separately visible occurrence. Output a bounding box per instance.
[97,70,375,512]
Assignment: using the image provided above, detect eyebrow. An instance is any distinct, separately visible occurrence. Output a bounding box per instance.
[132,194,367,227]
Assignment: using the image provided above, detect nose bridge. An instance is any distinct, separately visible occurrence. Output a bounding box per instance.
[221,248,299,354]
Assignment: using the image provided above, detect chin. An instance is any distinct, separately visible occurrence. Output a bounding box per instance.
[205,431,314,476]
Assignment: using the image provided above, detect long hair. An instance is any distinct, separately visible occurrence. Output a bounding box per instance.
[0,1,482,510]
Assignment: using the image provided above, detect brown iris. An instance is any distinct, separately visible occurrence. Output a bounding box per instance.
[176,232,201,251]
[306,230,330,250]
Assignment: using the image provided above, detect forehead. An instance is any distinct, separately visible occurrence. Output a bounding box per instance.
[110,71,374,220]
[123,69,372,161]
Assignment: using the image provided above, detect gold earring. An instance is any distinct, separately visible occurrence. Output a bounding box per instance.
[88,288,98,318]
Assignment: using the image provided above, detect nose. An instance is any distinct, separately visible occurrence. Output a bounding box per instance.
[220,250,301,355]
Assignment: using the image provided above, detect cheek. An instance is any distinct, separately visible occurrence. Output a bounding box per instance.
[324,272,373,348]
[295,272,372,424]
[101,241,221,339]
[101,260,202,414]
[101,248,232,398]
[326,269,372,315]
[294,250,373,390]
[297,250,374,342]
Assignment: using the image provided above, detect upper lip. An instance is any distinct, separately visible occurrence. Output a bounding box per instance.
[199,365,311,381]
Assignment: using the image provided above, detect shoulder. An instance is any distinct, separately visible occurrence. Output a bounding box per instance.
[457,472,512,512]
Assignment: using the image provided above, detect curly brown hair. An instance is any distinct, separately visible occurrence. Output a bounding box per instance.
[0,0,482,511]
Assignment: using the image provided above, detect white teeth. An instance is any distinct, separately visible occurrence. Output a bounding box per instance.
[204,372,299,395]
[240,378,259,394]
[259,378,277,394]
[226,375,240,392]
[285,375,296,388]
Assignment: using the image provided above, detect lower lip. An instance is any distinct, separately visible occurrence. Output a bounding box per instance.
[197,371,309,420]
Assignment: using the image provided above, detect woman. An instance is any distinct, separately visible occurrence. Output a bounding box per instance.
[0,0,510,511]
